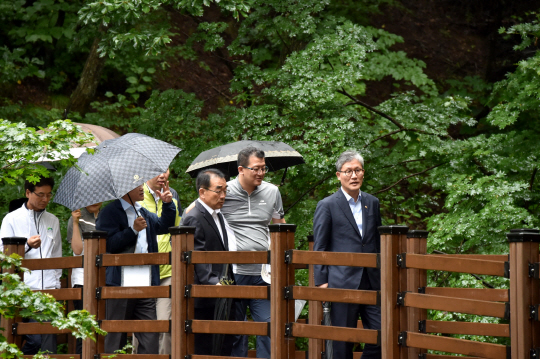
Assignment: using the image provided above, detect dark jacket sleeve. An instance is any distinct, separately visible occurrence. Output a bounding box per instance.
[153,200,177,235]
[96,202,138,254]
[313,199,332,286]
[183,215,220,286]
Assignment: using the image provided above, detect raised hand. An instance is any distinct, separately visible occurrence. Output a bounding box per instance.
[155,180,172,203]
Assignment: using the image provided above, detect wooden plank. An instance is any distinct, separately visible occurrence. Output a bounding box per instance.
[191,284,267,299]
[290,250,378,268]
[404,293,507,318]
[434,254,507,262]
[100,320,169,333]
[21,356,81,359]
[35,287,82,301]
[292,323,379,344]
[98,355,169,359]
[82,234,103,358]
[308,239,323,359]
[425,320,509,337]
[100,285,170,299]
[424,287,508,302]
[423,355,481,359]
[101,252,169,267]
[292,286,379,305]
[15,322,73,335]
[191,320,268,336]
[290,323,378,345]
[190,251,267,264]
[405,332,508,359]
[406,254,505,277]
[22,256,83,270]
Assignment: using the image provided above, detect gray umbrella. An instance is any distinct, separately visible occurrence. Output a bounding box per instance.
[54,133,181,211]
[185,140,304,178]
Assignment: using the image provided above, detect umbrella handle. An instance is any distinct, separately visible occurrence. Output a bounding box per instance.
[127,193,141,217]
[280,167,288,186]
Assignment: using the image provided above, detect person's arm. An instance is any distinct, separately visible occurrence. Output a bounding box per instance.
[96,205,138,254]
[183,215,220,285]
[68,210,83,255]
[153,181,177,234]
[271,188,286,224]
[52,218,63,289]
[313,200,332,287]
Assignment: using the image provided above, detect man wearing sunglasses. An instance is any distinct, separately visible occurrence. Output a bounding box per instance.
[0,177,62,355]
[313,150,382,359]
[221,146,285,358]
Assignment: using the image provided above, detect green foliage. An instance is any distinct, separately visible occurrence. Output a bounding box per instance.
[0,252,105,358]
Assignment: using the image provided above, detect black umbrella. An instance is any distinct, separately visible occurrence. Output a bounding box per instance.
[54,133,181,211]
[212,266,234,356]
[185,140,304,179]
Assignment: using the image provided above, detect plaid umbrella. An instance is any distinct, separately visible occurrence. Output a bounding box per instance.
[54,133,181,211]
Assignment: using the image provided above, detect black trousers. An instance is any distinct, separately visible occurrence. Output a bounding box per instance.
[73,284,83,355]
[330,273,382,359]
[194,300,237,356]
[104,297,159,354]
[21,317,57,355]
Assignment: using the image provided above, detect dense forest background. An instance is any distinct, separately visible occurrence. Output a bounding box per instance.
[1,0,540,347]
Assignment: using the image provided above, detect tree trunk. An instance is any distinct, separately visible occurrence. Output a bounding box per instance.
[65,37,106,117]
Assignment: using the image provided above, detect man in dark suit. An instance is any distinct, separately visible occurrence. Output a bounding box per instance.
[96,182,176,354]
[182,168,236,355]
[313,150,382,359]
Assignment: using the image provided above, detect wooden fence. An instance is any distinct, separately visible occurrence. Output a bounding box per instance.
[1,225,539,358]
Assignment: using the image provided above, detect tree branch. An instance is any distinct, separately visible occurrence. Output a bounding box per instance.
[379,158,426,169]
[373,163,444,195]
[284,172,334,214]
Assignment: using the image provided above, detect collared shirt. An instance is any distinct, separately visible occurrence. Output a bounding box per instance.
[197,198,236,248]
[341,187,363,237]
[119,198,148,254]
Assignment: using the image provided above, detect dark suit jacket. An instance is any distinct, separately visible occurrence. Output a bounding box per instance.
[96,199,176,287]
[182,200,230,309]
[313,189,382,290]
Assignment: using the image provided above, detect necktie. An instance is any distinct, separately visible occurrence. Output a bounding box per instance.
[217,212,229,250]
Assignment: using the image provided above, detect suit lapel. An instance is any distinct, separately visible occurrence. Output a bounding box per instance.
[336,190,362,238]
[197,202,225,250]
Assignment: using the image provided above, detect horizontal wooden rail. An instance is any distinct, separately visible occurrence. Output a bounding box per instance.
[191,285,268,299]
[100,286,170,299]
[100,320,169,333]
[14,322,72,335]
[21,356,81,359]
[290,286,379,305]
[36,288,82,301]
[289,323,378,345]
[289,250,379,268]
[190,251,268,264]
[22,256,83,270]
[99,355,169,359]
[190,355,266,359]
[424,287,508,302]
[403,331,508,359]
[405,254,505,277]
[435,254,507,262]
[101,253,169,267]
[424,320,509,337]
[422,355,481,359]
[191,320,268,336]
[403,293,508,318]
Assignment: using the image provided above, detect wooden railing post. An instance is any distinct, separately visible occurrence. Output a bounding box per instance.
[269,223,297,359]
[379,225,409,359]
[1,237,27,349]
[82,230,107,359]
[307,235,323,359]
[170,226,195,359]
[406,230,428,358]
[507,228,540,358]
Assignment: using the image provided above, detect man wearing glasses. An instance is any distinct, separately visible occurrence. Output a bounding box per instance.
[221,147,285,358]
[313,150,382,359]
[0,177,62,355]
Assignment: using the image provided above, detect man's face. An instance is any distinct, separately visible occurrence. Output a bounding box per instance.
[336,159,364,195]
[239,155,266,187]
[86,202,103,214]
[25,185,53,211]
[125,185,145,202]
[200,175,227,210]
[147,169,170,192]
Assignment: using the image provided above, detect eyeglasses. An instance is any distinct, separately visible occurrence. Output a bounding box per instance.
[243,166,269,174]
[204,188,227,196]
[338,169,365,177]
[33,192,53,199]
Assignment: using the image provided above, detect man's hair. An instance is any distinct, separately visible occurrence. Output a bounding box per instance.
[335,150,364,171]
[237,146,265,168]
[24,177,55,192]
[196,169,226,192]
